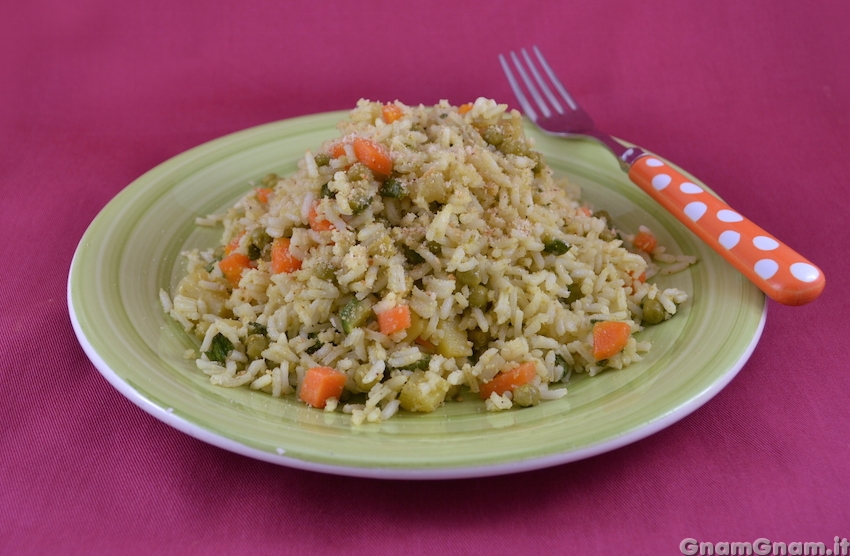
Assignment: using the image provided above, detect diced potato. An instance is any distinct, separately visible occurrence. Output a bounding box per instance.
[404,311,428,342]
[368,235,393,258]
[176,268,229,317]
[416,171,449,204]
[398,371,450,412]
[436,319,472,358]
[245,334,269,360]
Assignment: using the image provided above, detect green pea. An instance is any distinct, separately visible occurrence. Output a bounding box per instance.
[482,126,504,146]
[512,384,540,407]
[468,285,489,308]
[347,163,372,182]
[250,228,270,248]
[315,263,336,282]
[642,297,666,325]
[350,194,373,215]
[354,364,381,391]
[600,228,618,242]
[314,153,331,167]
[455,269,481,288]
[380,177,406,198]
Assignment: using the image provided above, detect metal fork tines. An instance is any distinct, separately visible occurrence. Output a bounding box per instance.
[499,46,637,165]
[498,45,825,306]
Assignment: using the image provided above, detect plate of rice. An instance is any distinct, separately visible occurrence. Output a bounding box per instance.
[68,99,766,479]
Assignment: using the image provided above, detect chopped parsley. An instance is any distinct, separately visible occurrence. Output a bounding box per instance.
[543,239,570,255]
[398,355,432,372]
[554,354,570,377]
[205,333,234,363]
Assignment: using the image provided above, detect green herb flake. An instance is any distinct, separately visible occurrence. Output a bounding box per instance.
[554,354,570,376]
[398,354,432,371]
[205,333,234,363]
[543,239,570,255]
[403,246,425,265]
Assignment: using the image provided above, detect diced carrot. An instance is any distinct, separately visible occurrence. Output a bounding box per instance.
[300,366,348,409]
[633,229,657,253]
[330,143,347,158]
[579,207,592,217]
[308,201,334,232]
[256,188,272,203]
[414,337,436,352]
[271,237,302,274]
[376,304,411,336]
[352,137,393,177]
[458,103,473,114]
[592,321,632,361]
[479,361,537,400]
[382,103,403,123]
[224,231,245,256]
[219,253,252,287]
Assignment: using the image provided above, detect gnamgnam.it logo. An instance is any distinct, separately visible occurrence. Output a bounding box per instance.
[680,537,850,556]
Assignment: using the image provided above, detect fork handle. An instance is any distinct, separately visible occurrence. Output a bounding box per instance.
[628,155,825,306]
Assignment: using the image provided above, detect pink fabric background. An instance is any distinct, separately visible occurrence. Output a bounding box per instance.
[2,0,848,553]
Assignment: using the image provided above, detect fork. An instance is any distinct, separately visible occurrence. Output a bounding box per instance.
[500,46,824,306]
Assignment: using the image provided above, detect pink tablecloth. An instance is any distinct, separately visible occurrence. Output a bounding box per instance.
[3,0,848,553]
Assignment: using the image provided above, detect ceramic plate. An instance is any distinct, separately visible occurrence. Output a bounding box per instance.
[68,110,766,479]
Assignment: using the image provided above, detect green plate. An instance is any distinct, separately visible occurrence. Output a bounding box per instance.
[68,110,766,479]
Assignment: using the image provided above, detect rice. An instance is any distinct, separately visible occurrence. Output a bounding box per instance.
[164,98,693,422]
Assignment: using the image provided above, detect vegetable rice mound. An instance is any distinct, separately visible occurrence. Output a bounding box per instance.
[162,98,692,425]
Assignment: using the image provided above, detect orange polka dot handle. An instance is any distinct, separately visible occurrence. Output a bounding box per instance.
[628,156,825,306]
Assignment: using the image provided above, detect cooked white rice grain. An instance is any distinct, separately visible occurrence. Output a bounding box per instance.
[164,98,692,423]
